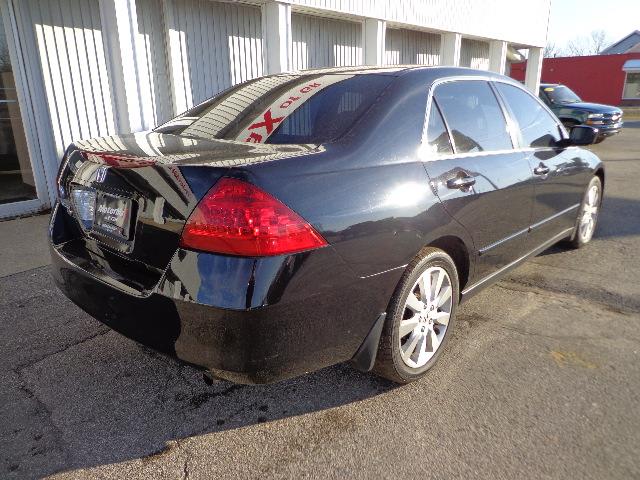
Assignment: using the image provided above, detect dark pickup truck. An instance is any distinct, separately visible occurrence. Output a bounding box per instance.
[539,83,623,142]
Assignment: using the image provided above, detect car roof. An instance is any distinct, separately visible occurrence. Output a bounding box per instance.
[275,65,515,83]
[540,83,562,88]
[285,65,414,76]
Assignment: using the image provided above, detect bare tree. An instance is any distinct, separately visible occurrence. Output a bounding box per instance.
[544,42,563,58]
[565,30,611,56]
[590,30,610,53]
[566,37,588,56]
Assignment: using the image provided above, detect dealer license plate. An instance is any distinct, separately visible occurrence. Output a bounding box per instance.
[93,192,133,241]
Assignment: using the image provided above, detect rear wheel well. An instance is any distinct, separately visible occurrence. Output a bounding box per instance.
[426,236,470,293]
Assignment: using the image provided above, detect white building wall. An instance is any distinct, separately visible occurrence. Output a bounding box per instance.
[165,0,263,112]
[135,0,173,126]
[385,28,440,66]
[291,13,362,70]
[460,38,490,70]
[288,0,550,47]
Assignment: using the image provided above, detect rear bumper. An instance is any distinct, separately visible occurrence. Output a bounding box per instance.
[49,203,398,384]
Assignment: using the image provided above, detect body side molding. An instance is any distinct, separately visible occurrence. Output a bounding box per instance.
[461,227,574,302]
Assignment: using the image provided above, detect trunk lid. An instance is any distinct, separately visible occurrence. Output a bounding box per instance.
[58,132,319,271]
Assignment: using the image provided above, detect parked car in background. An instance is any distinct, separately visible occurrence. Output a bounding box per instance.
[539,83,623,142]
[50,67,605,385]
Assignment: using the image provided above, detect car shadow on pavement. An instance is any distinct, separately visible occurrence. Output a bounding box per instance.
[536,194,639,259]
[5,280,398,480]
[592,195,640,239]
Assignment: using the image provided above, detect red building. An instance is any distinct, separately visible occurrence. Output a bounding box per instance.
[511,53,640,106]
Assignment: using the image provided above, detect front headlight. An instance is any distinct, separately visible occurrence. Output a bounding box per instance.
[586,113,605,125]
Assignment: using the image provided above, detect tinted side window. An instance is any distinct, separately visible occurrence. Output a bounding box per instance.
[496,83,562,148]
[434,80,512,153]
[425,101,453,154]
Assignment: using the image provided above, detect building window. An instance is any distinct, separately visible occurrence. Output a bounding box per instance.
[623,72,640,99]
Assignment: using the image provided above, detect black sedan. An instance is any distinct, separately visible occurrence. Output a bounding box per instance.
[50,66,604,384]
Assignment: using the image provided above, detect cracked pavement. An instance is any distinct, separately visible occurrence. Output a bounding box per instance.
[1,125,639,479]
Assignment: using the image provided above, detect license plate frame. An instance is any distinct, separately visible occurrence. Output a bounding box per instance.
[93,191,134,241]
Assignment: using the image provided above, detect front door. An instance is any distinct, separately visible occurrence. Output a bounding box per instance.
[422,80,535,283]
[493,82,588,250]
[0,4,47,218]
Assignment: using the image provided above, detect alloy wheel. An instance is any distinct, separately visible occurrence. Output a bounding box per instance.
[399,266,452,369]
[579,184,599,242]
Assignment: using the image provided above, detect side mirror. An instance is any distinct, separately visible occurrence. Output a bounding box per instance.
[561,125,599,146]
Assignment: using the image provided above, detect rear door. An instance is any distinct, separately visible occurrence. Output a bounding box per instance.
[421,79,535,282]
[493,82,589,250]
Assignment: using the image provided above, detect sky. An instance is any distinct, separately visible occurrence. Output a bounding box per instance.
[547,0,640,50]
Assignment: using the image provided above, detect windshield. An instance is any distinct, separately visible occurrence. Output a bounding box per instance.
[542,85,582,104]
[156,74,394,144]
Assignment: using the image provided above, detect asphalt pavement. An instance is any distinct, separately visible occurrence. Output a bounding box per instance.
[1,124,639,479]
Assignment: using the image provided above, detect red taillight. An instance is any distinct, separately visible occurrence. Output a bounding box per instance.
[179,178,327,256]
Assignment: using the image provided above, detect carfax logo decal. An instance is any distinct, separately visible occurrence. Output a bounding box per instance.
[235,75,353,143]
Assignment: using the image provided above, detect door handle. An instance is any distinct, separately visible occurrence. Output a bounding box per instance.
[534,163,550,175]
[446,175,476,190]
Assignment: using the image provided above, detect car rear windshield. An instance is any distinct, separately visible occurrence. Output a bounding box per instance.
[156,74,394,144]
[542,85,582,104]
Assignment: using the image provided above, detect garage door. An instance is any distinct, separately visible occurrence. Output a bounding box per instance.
[385,28,441,66]
[291,13,362,70]
[460,38,490,70]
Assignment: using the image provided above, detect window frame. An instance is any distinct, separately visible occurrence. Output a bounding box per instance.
[425,97,455,155]
[622,71,640,100]
[420,76,569,160]
[491,80,566,150]
[429,79,516,155]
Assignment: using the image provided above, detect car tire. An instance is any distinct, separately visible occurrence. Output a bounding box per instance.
[568,175,602,249]
[373,247,459,384]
